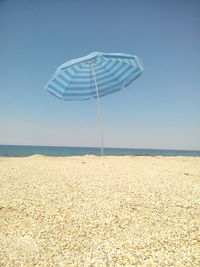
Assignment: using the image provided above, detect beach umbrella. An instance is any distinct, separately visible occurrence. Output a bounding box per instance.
[45,52,143,156]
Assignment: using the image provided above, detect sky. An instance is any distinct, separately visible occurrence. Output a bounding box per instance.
[0,0,199,150]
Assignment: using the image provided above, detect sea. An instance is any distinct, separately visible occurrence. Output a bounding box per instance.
[0,145,200,157]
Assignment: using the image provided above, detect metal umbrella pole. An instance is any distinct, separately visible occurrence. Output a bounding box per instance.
[91,65,104,156]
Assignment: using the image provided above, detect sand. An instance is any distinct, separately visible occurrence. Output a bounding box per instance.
[0,155,200,266]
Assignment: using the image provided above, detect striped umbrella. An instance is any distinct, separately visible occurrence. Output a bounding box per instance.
[45,52,143,155]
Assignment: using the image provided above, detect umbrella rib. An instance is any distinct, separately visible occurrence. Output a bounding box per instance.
[99,58,126,89]
[103,58,141,90]
[62,63,86,98]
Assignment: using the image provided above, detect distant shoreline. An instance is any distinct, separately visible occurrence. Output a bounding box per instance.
[0,144,200,158]
[0,155,200,160]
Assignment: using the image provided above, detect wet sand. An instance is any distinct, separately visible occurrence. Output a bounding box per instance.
[0,155,200,266]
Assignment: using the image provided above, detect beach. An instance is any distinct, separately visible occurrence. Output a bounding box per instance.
[0,155,199,266]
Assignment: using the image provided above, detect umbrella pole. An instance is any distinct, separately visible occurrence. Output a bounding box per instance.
[91,66,104,156]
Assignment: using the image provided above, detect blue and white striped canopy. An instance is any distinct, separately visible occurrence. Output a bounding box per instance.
[45,52,143,100]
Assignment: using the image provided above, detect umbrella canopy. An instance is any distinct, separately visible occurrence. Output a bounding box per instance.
[45,52,143,101]
[45,52,143,155]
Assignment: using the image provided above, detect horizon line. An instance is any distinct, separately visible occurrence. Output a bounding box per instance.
[0,144,200,152]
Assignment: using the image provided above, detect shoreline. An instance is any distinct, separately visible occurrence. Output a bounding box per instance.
[0,154,200,159]
[1,145,200,158]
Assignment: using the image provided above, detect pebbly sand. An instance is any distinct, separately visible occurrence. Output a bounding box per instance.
[0,155,200,266]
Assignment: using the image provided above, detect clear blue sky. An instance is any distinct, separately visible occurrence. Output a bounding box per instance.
[0,0,199,150]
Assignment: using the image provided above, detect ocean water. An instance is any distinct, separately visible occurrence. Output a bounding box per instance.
[0,145,200,157]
